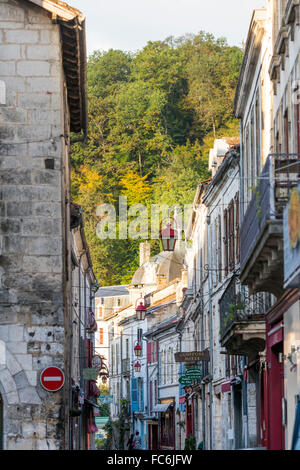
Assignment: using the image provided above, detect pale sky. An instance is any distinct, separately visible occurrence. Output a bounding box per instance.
[70,0,266,56]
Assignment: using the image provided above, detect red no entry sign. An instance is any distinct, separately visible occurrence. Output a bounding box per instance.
[40,366,65,392]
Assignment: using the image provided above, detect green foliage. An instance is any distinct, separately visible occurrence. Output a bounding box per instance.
[71,32,243,286]
[185,434,197,450]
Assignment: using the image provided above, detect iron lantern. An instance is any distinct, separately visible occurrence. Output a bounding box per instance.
[160,219,177,252]
[134,342,142,357]
[135,296,146,321]
[134,361,141,373]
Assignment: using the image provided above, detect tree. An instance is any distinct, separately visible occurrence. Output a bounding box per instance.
[71,32,243,285]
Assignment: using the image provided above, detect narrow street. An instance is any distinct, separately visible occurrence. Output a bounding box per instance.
[0,0,300,453]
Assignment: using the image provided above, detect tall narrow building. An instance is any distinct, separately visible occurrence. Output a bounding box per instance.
[0,0,88,450]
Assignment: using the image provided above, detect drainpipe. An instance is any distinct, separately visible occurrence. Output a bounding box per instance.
[69,263,73,450]
[207,217,214,450]
[78,250,85,450]
[200,248,206,449]
[238,122,249,448]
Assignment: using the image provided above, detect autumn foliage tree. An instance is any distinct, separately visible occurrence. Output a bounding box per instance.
[71,32,243,285]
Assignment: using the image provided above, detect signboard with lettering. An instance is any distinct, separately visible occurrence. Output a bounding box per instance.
[83,368,99,381]
[179,368,203,385]
[174,351,210,363]
[179,376,194,386]
[284,184,300,288]
[99,395,113,404]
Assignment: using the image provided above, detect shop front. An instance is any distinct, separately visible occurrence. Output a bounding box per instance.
[265,311,285,450]
[153,400,175,450]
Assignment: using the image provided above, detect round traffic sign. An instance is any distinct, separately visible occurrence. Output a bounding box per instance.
[40,366,65,392]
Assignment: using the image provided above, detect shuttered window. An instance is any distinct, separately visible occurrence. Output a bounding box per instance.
[224,209,228,275]
[235,193,240,264]
[99,328,104,345]
[131,378,138,412]
[228,200,235,271]
[149,381,153,413]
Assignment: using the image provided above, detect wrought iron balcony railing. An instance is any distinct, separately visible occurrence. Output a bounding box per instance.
[240,153,300,276]
[122,358,130,375]
[219,276,271,339]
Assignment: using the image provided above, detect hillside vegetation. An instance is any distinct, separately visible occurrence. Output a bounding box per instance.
[71,32,243,286]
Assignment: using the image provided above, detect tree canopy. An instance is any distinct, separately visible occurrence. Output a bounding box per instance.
[71,32,243,286]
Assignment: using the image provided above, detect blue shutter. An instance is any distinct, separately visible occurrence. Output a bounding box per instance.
[140,378,144,411]
[131,378,138,412]
[179,363,186,412]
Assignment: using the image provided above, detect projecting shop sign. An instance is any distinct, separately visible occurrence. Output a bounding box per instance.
[174,351,210,363]
[284,184,300,288]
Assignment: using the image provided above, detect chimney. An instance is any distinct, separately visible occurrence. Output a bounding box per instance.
[157,274,167,289]
[139,242,151,266]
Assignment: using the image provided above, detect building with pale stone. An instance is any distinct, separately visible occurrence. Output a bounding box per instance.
[0,0,97,450]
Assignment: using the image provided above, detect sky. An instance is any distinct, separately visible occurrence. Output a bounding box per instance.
[70,0,266,56]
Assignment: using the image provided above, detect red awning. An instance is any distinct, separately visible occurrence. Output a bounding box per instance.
[221,381,231,393]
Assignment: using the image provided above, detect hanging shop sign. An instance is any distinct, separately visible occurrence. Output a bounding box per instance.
[99,395,113,404]
[174,351,210,363]
[284,184,300,288]
[185,368,203,379]
[179,376,194,386]
[179,369,203,385]
[40,366,65,392]
[91,355,103,370]
[83,368,99,381]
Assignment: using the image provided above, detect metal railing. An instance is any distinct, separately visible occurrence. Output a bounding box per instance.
[219,276,272,338]
[122,358,130,375]
[240,153,300,272]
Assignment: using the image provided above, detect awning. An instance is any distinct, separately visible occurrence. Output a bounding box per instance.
[152,403,172,413]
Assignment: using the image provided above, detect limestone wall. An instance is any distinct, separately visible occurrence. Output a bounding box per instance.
[0,0,70,450]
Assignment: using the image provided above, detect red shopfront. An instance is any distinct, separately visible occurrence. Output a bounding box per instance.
[265,298,286,450]
[264,290,300,450]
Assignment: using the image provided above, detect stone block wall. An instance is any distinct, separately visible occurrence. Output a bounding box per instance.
[0,0,69,450]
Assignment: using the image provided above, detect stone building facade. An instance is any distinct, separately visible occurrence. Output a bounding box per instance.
[0,0,87,450]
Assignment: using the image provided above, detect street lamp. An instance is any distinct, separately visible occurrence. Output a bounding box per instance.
[134,341,142,357]
[160,218,177,252]
[134,361,141,373]
[135,295,146,321]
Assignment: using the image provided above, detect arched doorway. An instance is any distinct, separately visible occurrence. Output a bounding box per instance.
[0,394,3,450]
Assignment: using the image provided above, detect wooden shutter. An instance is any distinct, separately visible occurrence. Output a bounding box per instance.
[147,342,151,363]
[131,378,138,412]
[99,328,104,345]
[224,209,228,275]
[235,193,240,264]
[229,201,235,271]
[149,381,153,413]
[140,378,144,411]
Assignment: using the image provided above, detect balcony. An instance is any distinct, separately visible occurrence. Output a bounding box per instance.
[240,154,300,297]
[122,358,131,376]
[220,276,271,357]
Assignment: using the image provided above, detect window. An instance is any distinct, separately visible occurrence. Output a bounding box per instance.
[117,298,121,306]
[228,200,235,271]
[137,328,143,344]
[284,109,289,154]
[224,208,228,275]
[235,193,240,264]
[99,328,104,345]
[149,380,153,413]
[126,338,129,359]
[147,341,157,363]
[255,92,261,178]
[101,297,104,305]
[294,96,300,154]
[217,214,222,283]
[97,307,103,320]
